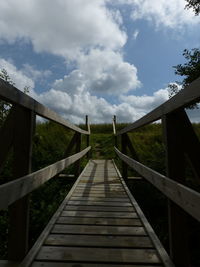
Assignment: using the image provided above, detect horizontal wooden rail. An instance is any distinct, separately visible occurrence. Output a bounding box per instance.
[115,147,200,223]
[0,78,89,135]
[0,146,91,210]
[117,77,200,135]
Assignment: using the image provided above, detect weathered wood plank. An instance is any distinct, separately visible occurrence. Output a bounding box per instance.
[0,78,89,135]
[57,217,142,226]
[64,205,134,212]
[162,113,189,267]
[36,246,160,264]
[64,204,135,212]
[74,187,125,192]
[52,225,145,235]
[76,184,124,189]
[117,76,200,135]
[32,262,162,267]
[45,234,153,247]
[0,147,91,209]
[61,210,137,218]
[70,196,129,202]
[8,107,35,261]
[115,147,200,223]
[20,162,91,267]
[67,200,132,206]
[71,194,128,198]
[112,160,175,267]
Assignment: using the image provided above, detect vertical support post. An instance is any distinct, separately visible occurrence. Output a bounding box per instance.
[85,115,90,158]
[162,113,189,267]
[8,106,35,260]
[121,133,128,180]
[113,115,118,148]
[74,133,81,178]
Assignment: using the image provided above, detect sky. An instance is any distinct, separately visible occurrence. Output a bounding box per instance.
[0,0,200,124]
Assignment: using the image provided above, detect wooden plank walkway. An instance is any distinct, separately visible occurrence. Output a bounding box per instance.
[21,159,174,267]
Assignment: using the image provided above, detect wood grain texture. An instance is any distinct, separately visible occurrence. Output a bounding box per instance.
[32,263,162,267]
[45,234,153,247]
[21,160,169,267]
[36,246,160,264]
[61,210,138,218]
[57,216,142,226]
[52,224,146,235]
[115,147,200,223]
[67,200,132,206]
[0,146,91,209]
[64,205,134,212]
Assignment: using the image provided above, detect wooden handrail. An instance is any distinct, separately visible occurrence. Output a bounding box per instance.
[0,78,89,135]
[0,146,91,210]
[115,147,200,223]
[117,76,200,135]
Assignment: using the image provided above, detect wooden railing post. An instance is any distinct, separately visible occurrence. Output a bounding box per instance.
[121,133,128,180]
[162,112,190,267]
[8,106,35,261]
[74,133,81,178]
[85,115,90,158]
[113,115,118,148]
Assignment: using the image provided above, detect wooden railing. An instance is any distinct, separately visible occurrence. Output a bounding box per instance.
[113,77,200,267]
[0,78,91,261]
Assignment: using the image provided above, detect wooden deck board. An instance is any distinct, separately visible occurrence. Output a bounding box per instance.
[64,205,135,212]
[45,234,153,247]
[67,200,132,206]
[56,217,142,226]
[20,159,173,267]
[36,246,161,264]
[52,224,146,235]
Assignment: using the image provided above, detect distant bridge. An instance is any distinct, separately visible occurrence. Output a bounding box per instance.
[0,77,200,266]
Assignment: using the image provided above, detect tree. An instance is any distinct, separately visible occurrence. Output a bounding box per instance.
[0,69,14,125]
[174,48,200,85]
[0,69,30,125]
[185,0,200,15]
[168,48,200,108]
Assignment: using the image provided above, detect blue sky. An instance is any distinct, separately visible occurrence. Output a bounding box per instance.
[0,0,200,123]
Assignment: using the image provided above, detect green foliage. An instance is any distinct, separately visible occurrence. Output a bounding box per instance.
[168,48,200,108]
[0,69,13,126]
[33,121,73,170]
[185,0,200,15]
[174,48,200,86]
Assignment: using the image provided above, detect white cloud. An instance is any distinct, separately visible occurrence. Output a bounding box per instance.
[22,64,52,82]
[132,0,200,28]
[0,58,35,91]
[114,0,200,28]
[132,29,139,40]
[0,59,198,124]
[38,85,169,124]
[52,49,141,95]
[0,0,126,59]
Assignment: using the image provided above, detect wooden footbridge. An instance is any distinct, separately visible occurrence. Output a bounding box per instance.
[0,77,200,267]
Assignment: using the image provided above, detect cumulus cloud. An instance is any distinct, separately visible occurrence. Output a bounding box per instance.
[1,58,198,124]
[52,49,141,95]
[38,85,169,124]
[22,64,52,82]
[114,0,200,28]
[0,0,126,59]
